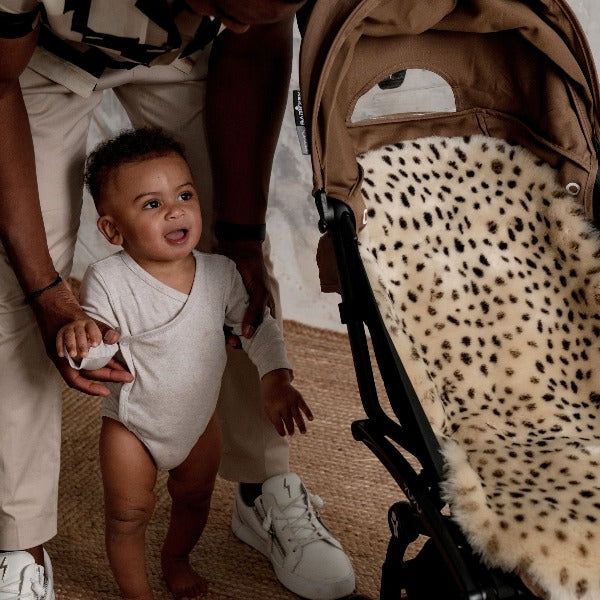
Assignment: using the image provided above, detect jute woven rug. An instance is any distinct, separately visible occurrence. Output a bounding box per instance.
[47,319,403,599]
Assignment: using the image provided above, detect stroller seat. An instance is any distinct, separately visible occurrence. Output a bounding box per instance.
[358,134,600,599]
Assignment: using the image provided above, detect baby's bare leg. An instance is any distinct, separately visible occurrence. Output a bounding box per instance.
[100,417,158,600]
[162,415,222,600]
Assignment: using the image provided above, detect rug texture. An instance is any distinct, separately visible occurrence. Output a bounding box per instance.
[48,320,401,599]
[358,135,600,600]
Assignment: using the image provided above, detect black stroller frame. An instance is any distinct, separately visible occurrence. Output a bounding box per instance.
[316,192,538,600]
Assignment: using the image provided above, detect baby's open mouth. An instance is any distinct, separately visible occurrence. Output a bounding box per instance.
[165,228,188,242]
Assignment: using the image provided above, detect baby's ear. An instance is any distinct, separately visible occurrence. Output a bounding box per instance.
[97,216,123,246]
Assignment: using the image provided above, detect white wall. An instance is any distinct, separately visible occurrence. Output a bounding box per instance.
[73,0,600,332]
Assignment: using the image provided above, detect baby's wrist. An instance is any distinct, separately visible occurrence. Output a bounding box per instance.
[262,368,292,386]
[262,369,294,398]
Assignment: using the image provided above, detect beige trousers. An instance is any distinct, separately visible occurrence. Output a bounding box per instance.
[0,55,289,550]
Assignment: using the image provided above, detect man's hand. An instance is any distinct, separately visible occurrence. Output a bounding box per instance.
[262,369,313,436]
[30,280,133,396]
[217,239,274,338]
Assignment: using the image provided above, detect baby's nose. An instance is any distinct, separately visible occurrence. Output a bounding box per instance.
[166,206,184,218]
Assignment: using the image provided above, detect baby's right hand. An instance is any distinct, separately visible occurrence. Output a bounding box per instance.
[56,318,104,361]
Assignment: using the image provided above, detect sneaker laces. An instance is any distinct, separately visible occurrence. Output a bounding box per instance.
[29,579,46,600]
[261,491,328,551]
[0,566,47,600]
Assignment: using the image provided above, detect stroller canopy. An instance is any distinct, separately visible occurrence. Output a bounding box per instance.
[299,0,600,223]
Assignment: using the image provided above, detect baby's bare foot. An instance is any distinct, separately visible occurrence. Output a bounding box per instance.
[162,557,208,600]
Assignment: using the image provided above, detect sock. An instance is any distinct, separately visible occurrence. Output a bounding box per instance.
[239,482,263,506]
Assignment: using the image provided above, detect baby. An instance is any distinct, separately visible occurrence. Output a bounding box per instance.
[56,128,312,600]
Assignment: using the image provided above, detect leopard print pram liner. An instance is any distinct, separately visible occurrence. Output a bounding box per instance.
[359,135,600,600]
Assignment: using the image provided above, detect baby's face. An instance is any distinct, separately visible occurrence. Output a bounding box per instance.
[99,153,202,269]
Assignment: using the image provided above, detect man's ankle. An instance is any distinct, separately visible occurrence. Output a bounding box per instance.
[0,546,44,566]
[239,482,263,506]
[26,546,44,566]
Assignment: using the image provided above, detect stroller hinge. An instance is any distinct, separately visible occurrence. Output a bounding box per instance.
[315,189,334,233]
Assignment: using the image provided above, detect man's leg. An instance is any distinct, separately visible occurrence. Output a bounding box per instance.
[0,67,103,599]
[113,58,354,599]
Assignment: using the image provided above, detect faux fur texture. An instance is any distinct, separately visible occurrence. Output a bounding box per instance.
[357,135,600,600]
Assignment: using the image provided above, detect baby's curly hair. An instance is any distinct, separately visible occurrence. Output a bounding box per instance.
[84,127,187,207]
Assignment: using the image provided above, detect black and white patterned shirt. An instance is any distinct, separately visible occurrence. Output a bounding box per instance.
[0,0,221,96]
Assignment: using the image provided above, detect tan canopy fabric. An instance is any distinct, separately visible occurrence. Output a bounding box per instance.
[299,0,600,225]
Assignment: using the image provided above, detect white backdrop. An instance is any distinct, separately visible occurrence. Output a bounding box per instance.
[73,1,600,332]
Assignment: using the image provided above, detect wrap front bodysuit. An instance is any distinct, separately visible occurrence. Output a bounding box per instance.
[77,250,291,470]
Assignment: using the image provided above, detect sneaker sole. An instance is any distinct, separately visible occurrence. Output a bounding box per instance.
[232,502,355,600]
[273,562,355,600]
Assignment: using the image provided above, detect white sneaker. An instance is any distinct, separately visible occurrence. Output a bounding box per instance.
[232,472,355,599]
[0,550,54,600]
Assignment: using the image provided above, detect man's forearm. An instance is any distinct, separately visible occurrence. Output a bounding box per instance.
[0,28,56,296]
[206,17,294,226]
[0,78,56,295]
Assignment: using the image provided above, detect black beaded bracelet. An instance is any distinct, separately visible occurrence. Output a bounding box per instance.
[214,221,266,242]
[24,273,62,304]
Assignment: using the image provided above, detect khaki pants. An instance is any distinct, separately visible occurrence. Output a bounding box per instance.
[0,55,289,550]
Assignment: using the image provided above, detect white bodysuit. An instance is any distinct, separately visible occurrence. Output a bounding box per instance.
[76,250,291,470]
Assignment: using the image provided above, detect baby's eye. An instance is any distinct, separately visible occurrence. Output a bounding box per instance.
[143,199,160,209]
[178,191,193,202]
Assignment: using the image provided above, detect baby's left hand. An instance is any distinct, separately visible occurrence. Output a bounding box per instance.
[262,369,314,436]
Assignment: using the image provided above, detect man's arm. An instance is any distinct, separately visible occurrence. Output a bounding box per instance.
[0,26,56,295]
[206,16,294,335]
[0,29,132,395]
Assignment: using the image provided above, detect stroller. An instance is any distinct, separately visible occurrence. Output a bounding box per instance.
[296,1,600,599]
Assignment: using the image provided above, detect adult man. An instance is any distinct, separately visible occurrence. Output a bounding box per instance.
[0,1,355,599]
